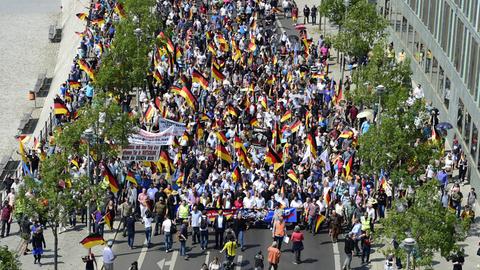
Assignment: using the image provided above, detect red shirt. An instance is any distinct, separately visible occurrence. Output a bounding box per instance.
[1,205,12,221]
[291,231,304,243]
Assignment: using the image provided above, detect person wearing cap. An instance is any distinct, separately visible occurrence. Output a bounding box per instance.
[103,240,116,270]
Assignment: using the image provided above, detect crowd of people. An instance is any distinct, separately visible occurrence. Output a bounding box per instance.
[4,0,476,269]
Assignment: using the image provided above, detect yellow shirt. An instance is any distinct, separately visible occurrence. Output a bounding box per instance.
[222,241,237,256]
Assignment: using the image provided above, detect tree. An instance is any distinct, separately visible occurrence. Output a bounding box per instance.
[0,246,21,270]
[16,153,101,270]
[95,0,161,96]
[379,181,468,267]
[332,0,388,59]
[318,0,347,27]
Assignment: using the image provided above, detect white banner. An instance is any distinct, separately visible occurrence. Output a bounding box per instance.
[121,144,162,161]
[128,126,175,145]
[158,118,186,136]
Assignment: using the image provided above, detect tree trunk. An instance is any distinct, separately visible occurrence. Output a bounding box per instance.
[53,225,58,270]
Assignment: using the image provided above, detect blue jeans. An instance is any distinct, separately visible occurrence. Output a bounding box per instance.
[180,240,187,256]
[165,232,173,251]
[128,234,134,248]
[200,230,208,249]
[237,230,245,249]
[145,227,152,246]
[378,205,386,219]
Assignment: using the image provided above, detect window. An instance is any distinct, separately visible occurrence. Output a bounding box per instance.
[401,17,408,43]
[457,99,464,135]
[430,56,438,82]
[468,38,479,101]
[428,0,437,32]
[461,31,470,81]
[421,0,430,25]
[410,0,418,13]
[444,77,451,109]
[441,4,451,52]
[407,24,415,52]
[472,123,478,159]
[453,18,464,72]
[465,112,471,147]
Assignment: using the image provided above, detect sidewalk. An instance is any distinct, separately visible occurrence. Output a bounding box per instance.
[0,221,118,269]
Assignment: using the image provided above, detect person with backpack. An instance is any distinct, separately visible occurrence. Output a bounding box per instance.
[179,220,189,260]
[126,214,136,249]
[199,210,210,250]
[161,216,175,252]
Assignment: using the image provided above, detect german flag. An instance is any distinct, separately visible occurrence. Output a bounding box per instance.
[195,121,204,140]
[211,65,225,81]
[216,131,228,144]
[103,166,119,193]
[306,131,317,158]
[287,169,299,184]
[80,233,105,249]
[265,146,282,165]
[272,121,281,149]
[91,17,105,26]
[208,42,216,55]
[236,148,251,169]
[152,69,163,84]
[177,87,197,109]
[260,96,267,109]
[280,110,292,123]
[54,102,68,115]
[104,212,113,230]
[114,3,126,18]
[216,144,232,163]
[126,171,137,186]
[226,105,238,117]
[431,127,439,142]
[175,46,183,62]
[290,120,302,133]
[71,159,79,169]
[159,150,174,175]
[192,69,209,89]
[338,130,354,139]
[249,17,257,30]
[233,136,244,150]
[273,55,278,66]
[312,72,324,80]
[266,75,275,85]
[68,80,81,89]
[273,162,284,172]
[344,155,353,177]
[144,105,155,121]
[250,117,259,127]
[77,59,95,80]
[232,166,241,183]
[315,214,326,233]
[176,172,185,186]
[76,13,87,20]
[157,32,174,53]
[170,85,182,95]
[302,38,311,56]
[248,40,256,52]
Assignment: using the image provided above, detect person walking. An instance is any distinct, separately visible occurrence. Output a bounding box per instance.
[179,220,189,260]
[254,251,264,270]
[361,231,372,264]
[329,210,342,242]
[220,237,237,267]
[103,240,116,270]
[343,233,355,270]
[303,5,310,24]
[161,216,174,252]
[290,225,304,264]
[233,212,247,251]
[154,197,167,236]
[311,5,317,24]
[208,257,221,270]
[214,210,227,249]
[199,210,210,250]
[143,210,153,248]
[83,249,97,270]
[119,197,133,237]
[126,214,136,249]
[190,205,202,245]
[32,227,46,265]
[272,216,286,250]
[267,241,281,270]
[0,200,13,237]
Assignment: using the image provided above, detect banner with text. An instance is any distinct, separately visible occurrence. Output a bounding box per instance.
[121,144,162,161]
[128,126,175,146]
[158,118,186,136]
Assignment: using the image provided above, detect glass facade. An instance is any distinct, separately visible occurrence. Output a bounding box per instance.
[380,0,480,185]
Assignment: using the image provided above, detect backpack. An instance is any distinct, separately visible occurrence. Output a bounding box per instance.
[200,216,208,230]
[170,222,177,234]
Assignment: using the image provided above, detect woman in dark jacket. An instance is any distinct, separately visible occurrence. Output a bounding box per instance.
[32,227,46,265]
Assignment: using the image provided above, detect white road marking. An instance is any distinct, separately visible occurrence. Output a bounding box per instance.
[157,258,165,269]
[236,254,243,270]
[333,241,342,270]
[204,251,210,265]
[168,251,178,270]
[137,239,149,269]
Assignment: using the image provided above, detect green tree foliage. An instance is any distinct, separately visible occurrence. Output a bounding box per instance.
[95,0,161,95]
[0,246,21,270]
[380,181,468,267]
[16,153,102,270]
[319,0,347,27]
[332,0,388,58]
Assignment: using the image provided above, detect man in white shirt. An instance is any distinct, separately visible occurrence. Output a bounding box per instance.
[243,192,255,209]
[103,240,116,270]
[253,192,265,209]
[162,217,173,252]
[190,205,202,244]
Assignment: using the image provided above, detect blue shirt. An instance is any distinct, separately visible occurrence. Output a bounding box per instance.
[85,85,94,98]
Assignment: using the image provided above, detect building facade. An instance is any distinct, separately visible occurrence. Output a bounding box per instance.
[376,0,480,189]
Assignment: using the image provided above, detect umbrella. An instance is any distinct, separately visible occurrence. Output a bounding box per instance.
[436,122,453,130]
[357,109,374,119]
[294,24,306,30]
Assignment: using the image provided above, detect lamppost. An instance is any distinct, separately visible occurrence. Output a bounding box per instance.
[375,84,386,125]
[133,27,143,110]
[402,237,417,270]
[81,128,94,233]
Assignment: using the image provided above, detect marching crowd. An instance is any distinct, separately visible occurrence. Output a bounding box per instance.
[3,0,476,269]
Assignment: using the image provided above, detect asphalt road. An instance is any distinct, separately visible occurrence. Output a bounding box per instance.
[109,222,376,270]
